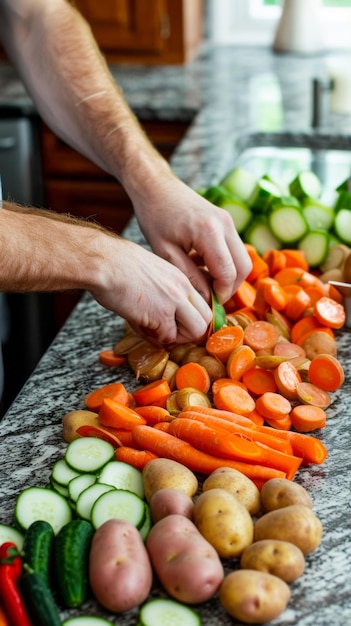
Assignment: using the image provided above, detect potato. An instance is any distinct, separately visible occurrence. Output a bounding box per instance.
[240,539,305,583]
[146,514,224,604]
[192,488,254,558]
[302,331,337,359]
[149,488,194,523]
[260,477,313,512]
[254,504,323,555]
[62,410,99,442]
[202,467,261,515]
[219,569,291,624]
[142,458,198,503]
[89,519,153,612]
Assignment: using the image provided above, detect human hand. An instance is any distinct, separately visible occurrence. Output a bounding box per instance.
[131,172,252,305]
[89,237,213,347]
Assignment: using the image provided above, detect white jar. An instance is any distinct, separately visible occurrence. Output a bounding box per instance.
[273,0,324,54]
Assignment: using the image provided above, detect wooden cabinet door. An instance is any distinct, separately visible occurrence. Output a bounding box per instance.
[74,0,168,55]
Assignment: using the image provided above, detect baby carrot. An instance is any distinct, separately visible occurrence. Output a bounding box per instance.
[213,382,256,416]
[175,362,211,394]
[99,350,126,368]
[226,345,256,381]
[206,325,244,363]
[242,367,277,396]
[290,404,327,433]
[243,320,280,352]
[131,424,287,483]
[115,447,158,470]
[308,354,345,392]
[85,382,130,412]
[255,391,292,421]
[132,379,171,406]
[99,398,147,429]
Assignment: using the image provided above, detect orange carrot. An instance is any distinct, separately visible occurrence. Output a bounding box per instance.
[131,424,287,482]
[115,447,158,470]
[314,296,346,329]
[246,408,265,426]
[243,320,280,352]
[249,420,327,465]
[226,345,256,380]
[205,325,244,363]
[296,382,331,409]
[245,244,270,283]
[264,414,292,431]
[304,285,327,307]
[99,398,147,429]
[242,367,277,396]
[76,424,123,448]
[99,350,126,368]
[175,362,210,393]
[232,280,257,309]
[284,289,311,321]
[263,281,289,311]
[281,248,309,271]
[273,360,302,400]
[211,377,248,396]
[213,382,256,416]
[167,417,302,479]
[112,429,139,447]
[134,405,172,425]
[255,391,292,421]
[308,354,345,392]
[132,379,171,407]
[274,266,305,286]
[262,249,287,276]
[290,404,327,433]
[85,382,130,412]
[290,315,320,345]
[326,283,343,304]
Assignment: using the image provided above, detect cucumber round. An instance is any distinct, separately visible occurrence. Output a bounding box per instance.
[63,618,113,625]
[76,482,115,521]
[97,460,144,499]
[68,473,97,504]
[244,216,281,256]
[140,598,201,626]
[248,178,281,213]
[220,166,257,203]
[91,489,146,530]
[51,458,81,487]
[15,486,72,534]
[139,502,152,542]
[65,437,115,473]
[0,523,24,550]
[298,229,330,267]
[289,170,322,200]
[268,205,309,244]
[302,199,335,231]
[333,209,351,244]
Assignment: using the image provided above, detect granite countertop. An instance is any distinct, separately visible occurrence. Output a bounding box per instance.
[1,43,351,625]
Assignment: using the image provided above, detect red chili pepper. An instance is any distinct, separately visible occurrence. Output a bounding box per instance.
[0,542,32,626]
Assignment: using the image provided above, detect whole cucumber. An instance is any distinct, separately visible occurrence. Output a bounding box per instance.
[19,569,61,626]
[53,518,94,608]
[22,520,55,587]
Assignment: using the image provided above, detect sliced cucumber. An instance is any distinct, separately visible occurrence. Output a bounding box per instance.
[98,460,145,499]
[139,502,152,542]
[0,523,25,549]
[139,598,201,626]
[268,205,308,244]
[333,209,351,244]
[51,458,82,487]
[244,216,281,256]
[220,166,257,203]
[15,486,72,534]
[50,477,69,498]
[68,473,97,504]
[298,229,330,267]
[270,195,301,211]
[203,185,252,233]
[289,170,322,200]
[91,489,146,530]
[302,199,335,231]
[76,482,115,521]
[63,618,113,625]
[248,178,281,213]
[65,437,115,473]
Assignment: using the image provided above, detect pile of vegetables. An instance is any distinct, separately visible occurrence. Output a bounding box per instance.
[199,165,351,266]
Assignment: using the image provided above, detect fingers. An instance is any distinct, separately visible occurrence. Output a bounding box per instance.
[209,227,253,304]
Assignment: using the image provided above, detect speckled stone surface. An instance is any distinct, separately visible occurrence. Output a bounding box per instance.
[1,44,351,624]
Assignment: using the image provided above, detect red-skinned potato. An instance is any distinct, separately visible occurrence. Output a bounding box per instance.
[89,519,153,612]
[146,514,224,604]
[149,488,194,523]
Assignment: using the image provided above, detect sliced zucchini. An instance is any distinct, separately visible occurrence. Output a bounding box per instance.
[248,178,281,213]
[68,473,97,504]
[302,199,335,231]
[15,486,72,534]
[270,195,301,211]
[139,598,201,626]
[65,437,115,473]
[289,170,322,200]
[0,523,25,550]
[91,489,146,530]
[220,166,257,203]
[76,482,115,521]
[298,229,330,267]
[268,205,309,244]
[243,216,281,256]
[98,460,145,499]
[333,209,351,244]
[203,185,252,233]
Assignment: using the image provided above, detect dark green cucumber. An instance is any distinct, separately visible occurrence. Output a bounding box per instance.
[22,520,55,587]
[53,519,94,608]
[18,568,61,626]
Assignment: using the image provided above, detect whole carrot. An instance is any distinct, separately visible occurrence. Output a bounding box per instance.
[131,424,287,484]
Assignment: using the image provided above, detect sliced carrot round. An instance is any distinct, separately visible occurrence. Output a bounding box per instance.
[133,379,172,406]
[290,315,319,345]
[308,354,345,392]
[242,367,277,396]
[263,282,289,311]
[175,362,210,394]
[314,296,346,329]
[85,382,130,412]
[243,320,280,352]
[273,360,302,401]
[226,345,256,381]
[206,325,244,363]
[285,289,312,322]
[213,383,256,417]
[211,377,247,396]
[255,391,292,421]
[296,382,331,409]
[290,404,327,432]
[99,350,126,367]
[264,414,292,431]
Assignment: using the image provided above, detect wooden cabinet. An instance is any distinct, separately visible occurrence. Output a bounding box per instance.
[73,0,203,64]
[40,118,190,328]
